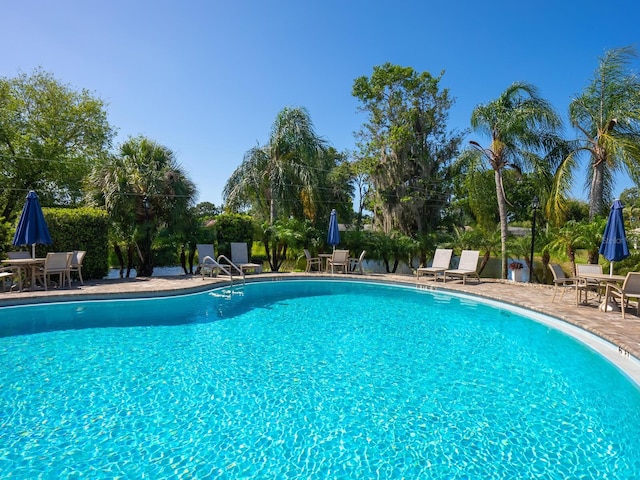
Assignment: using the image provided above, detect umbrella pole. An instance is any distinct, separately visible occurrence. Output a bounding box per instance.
[610,262,614,276]
[31,244,35,259]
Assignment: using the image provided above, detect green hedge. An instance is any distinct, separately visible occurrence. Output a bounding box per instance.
[214,213,256,258]
[41,207,110,280]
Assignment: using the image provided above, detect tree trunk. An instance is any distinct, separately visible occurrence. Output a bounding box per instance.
[188,242,196,274]
[589,160,605,220]
[478,250,490,275]
[180,246,187,274]
[541,249,550,284]
[126,244,135,278]
[495,170,509,279]
[137,231,154,277]
[568,248,577,276]
[113,243,124,278]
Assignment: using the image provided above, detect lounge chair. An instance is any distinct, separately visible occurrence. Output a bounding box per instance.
[36,252,72,290]
[70,250,86,285]
[604,272,640,319]
[444,250,480,285]
[549,264,582,303]
[349,250,366,274]
[327,249,349,274]
[230,242,262,274]
[304,249,321,272]
[416,248,453,281]
[196,244,242,279]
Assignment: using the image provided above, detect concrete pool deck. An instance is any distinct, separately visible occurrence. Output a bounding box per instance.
[2,271,640,365]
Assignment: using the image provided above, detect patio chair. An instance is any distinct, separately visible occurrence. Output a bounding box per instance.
[70,250,86,285]
[444,250,480,285]
[416,248,453,281]
[576,263,604,304]
[7,251,32,260]
[349,250,366,274]
[230,242,262,274]
[304,249,321,272]
[0,267,15,292]
[36,252,72,290]
[327,249,349,274]
[549,264,582,303]
[605,272,640,319]
[196,244,241,279]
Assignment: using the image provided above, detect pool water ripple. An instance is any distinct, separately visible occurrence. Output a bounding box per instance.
[1,280,640,478]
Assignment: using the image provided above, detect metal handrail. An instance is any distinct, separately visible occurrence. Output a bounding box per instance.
[217,254,245,285]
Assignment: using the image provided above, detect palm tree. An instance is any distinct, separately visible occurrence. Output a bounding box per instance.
[223,106,327,224]
[467,82,563,279]
[546,221,584,276]
[554,46,640,220]
[90,136,196,277]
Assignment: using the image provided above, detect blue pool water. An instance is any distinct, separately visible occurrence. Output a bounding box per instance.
[1,280,640,478]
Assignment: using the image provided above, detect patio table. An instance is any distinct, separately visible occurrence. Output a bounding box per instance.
[576,272,626,311]
[1,257,45,292]
[318,253,333,272]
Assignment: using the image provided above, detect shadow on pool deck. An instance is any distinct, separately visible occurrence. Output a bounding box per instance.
[1,272,640,363]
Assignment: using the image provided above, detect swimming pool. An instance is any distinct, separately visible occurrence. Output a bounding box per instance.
[1,280,640,478]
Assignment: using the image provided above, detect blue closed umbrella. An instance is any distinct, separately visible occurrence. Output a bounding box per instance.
[327,209,340,250]
[599,199,629,275]
[12,191,53,258]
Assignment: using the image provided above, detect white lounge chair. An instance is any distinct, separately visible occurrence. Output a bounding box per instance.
[304,249,321,272]
[230,242,262,274]
[416,248,452,281]
[196,244,243,279]
[605,272,640,319]
[349,250,366,274]
[328,249,349,274]
[444,250,480,285]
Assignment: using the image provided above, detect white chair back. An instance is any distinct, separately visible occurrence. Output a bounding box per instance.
[549,264,567,281]
[431,249,453,269]
[332,250,349,263]
[71,250,86,267]
[576,264,602,275]
[458,250,479,271]
[196,244,215,263]
[623,272,640,295]
[8,251,31,259]
[231,242,250,264]
[45,252,72,270]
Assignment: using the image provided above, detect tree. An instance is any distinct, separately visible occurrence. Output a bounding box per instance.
[89,136,197,277]
[223,106,328,224]
[465,82,563,279]
[556,46,640,220]
[352,64,463,240]
[193,201,221,219]
[0,69,114,220]
[546,221,585,276]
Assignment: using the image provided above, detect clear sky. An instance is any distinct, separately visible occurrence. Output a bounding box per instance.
[2,0,638,207]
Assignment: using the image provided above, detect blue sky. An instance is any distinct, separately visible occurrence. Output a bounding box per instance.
[2,0,638,207]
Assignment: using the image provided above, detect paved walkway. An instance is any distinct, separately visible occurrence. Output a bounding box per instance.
[2,271,640,363]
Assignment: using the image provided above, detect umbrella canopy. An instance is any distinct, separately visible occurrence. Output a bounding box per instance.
[599,199,630,275]
[327,209,340,250]
[12,190,53,258]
